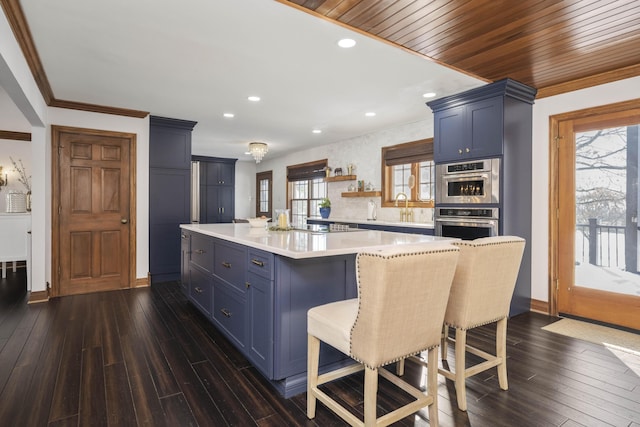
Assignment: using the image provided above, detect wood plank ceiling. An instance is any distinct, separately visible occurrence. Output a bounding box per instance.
[280,0,640,98]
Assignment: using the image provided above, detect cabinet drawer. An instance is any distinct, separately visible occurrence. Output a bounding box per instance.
[191,234,214,272]
[248,249,274,280]
[189,266,213,316]
[214,240,247,291]
[213,281,246,347]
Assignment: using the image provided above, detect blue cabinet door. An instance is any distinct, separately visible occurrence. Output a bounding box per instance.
[467,96,504,158]
[189,265,213,316]
[149,167,191,282]
[247,272,274,378]
[434,105,466,162]
[432,96,504,162]
[212,278,246,348]
[203,159,235,186]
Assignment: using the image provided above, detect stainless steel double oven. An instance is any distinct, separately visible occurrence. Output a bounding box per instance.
[435,158,500,239]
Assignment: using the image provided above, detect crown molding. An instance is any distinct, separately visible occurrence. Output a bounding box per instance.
[0,130,31,141]
[0,0,149,119]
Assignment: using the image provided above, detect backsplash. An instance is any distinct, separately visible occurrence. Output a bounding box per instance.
[326,180,434,224]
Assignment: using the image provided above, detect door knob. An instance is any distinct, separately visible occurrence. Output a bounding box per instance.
[121,218,128,224]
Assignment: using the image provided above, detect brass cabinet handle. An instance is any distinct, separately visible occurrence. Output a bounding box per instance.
[251,259,264,267]
[221,261,231,268]
[181,233,188,239]
[195,287,203,294]
[245,281,251,289]
[465,147,470,153]
[458,148,463,154]
[220,308,232,318]
[194,249,205,254]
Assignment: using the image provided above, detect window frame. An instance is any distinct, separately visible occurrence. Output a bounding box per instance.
[286,159,328,228]
[381,138,435,208]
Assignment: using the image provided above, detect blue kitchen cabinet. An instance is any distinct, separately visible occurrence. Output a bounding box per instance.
[428,78,537,316]
[181,230,357,398]
[206,160,235,186]
[212,277,246,349]
[193,156,236,223]
[189,264,213,317]
[246,271,274,378]
[149,116,197,283]
[428,78,535,163]
[432,96,504,162]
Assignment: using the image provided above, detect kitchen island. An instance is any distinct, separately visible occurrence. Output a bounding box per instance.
[179,222,453,397]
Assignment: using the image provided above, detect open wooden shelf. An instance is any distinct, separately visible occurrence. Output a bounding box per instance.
[325,175,356,182]
[341,191,381,198]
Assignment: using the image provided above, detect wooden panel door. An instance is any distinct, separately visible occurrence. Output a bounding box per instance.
[53,126,135,296]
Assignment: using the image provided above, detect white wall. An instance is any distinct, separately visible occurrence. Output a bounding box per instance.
[531,76,640,302]
[1,8,48,293]
[255,118,436,223]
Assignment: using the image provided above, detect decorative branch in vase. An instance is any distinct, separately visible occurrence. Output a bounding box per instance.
[10,157,32,211]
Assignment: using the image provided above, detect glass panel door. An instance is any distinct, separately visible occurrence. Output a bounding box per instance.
[556,109,640,330]
[574,126,639,296]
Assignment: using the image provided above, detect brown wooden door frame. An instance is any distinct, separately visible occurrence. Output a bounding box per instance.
[549,99,640,328]
[51,125,137,297]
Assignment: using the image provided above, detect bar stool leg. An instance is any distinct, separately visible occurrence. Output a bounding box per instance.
[364,366,378,427]
[455,328,468,411]
[307,334,320,419]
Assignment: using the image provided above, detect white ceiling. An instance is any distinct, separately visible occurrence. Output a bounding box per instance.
[13,0,484,161]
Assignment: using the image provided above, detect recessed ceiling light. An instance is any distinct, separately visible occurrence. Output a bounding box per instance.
[223,113,235,118]
[422,92,437,98]
[248,96,261,102]
[338,38,356,48]
[365,112,376,117]
[312,129,322,134]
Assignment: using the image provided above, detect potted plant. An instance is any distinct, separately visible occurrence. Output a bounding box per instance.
[319,197,331,219]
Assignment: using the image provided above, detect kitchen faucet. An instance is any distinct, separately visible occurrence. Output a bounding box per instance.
[394,192,413,222]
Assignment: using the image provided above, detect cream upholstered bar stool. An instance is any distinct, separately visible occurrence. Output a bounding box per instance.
[307,244,460,427]
[404,236,525,412]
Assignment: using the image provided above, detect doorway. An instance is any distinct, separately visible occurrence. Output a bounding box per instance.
[256,170,272,218]
[52,126,136,297]
[552,101,640,330]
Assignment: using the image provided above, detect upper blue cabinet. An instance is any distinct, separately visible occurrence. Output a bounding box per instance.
[427,79,537,163]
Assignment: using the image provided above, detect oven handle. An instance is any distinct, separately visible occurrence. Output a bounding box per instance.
[435,217,499,225]
[442,173,490,181]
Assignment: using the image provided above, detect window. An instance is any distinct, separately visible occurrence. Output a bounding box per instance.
[256,170,272,218]
[381,138,434,208]
[287,159,328,228]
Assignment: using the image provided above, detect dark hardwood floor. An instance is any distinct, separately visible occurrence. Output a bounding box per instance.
[0,269,639,426]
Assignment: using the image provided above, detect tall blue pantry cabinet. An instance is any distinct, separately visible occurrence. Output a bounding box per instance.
[428,79,537,316]
[149,116,197,284]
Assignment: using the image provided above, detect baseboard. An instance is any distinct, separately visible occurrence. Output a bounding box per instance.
[28,290,49,304]
[530,298,549,314]
[134,274,150,287]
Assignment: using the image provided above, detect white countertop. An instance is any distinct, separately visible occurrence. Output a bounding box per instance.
[181,223,453,259]
[309,217,434,230]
